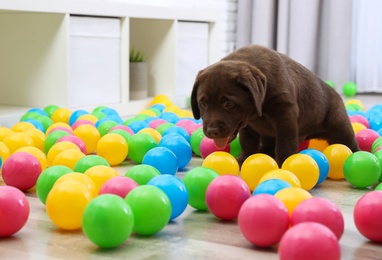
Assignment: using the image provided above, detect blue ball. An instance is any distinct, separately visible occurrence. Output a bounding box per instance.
[127,120,150,134]
[27,108,48,117]
[151,104,166,112]
[148,175,188,220]
[142,147,178,175]
[159,133,192,170]
[162,126,190,143]
[159,112,180,124]
[100,107,119,117]
[69,109,89,126]
[299,148,330,186]
[253,179,291,196]
[21,119,45,132]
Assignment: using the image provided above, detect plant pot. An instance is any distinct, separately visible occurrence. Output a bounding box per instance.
[129,62,148,100]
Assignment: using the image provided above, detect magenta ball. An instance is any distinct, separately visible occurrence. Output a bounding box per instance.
[184,123,202,136]
[278,222,341,260]
[57,135,87,154]
[355,129,380,152]
[350,115,370,128]
[205,175,251,220]
[354,191,382,242]
[149,119,167,129]
[2,152,42,191]
[98,176,138,198]
[291,197,344,240]
[238,194,289,247]
[0,186,30,237]
[109,125,134,135]
[200,137,230,159]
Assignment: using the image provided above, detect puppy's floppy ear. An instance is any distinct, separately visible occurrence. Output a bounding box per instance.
[191,70,203,119]
[237,66,267,117]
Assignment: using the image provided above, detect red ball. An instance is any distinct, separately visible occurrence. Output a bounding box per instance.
[291,197,344,240]
[200,137,230,159]
[0,186,30,237]
[2,152,42,191]
[99,176,138,198]
[206,175,251,220]
[355,129,380,152]
[354,191,382,242]
[238,194,290,247]
[278,222,341,260]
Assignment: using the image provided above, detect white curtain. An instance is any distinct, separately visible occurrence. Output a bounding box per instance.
[236,0,353,89]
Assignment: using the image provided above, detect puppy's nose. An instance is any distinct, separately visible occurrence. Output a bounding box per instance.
[206,127,220,138]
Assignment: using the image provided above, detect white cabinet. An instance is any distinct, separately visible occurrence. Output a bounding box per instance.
[0,0,221,127]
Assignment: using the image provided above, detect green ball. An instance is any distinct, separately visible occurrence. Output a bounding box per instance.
[148,108,161,116]
[92,106,107,114]
[20,111,41,121]
[371,137,382,153]
[183,166,219,210]
[325,80,335,88]
[127,133,157,164]
[97,121,119,137]
[190,128,204,157]
[44,130,71,153]
[124,185,171,236]
[343,151,381,188]
[35,116,54,132]
[43,105,59,118]
[74,155,110,173]
[156,123,175,135]
[230,136,242,158]
[91,111,106,120]
[345,103,362,112]
[342,82,357,97]
[82,194,134,248]
[375,182,382,191]
[36,165,73,204]
[123,117,138,126]
[124,164,161,185]
[134,114,150,121]
[110,129,132,143]
[373,150,382,182]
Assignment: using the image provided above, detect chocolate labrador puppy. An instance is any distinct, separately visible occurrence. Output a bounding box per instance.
[191,45,359,166]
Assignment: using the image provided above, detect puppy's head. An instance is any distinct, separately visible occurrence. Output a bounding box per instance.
[191,61,267,148]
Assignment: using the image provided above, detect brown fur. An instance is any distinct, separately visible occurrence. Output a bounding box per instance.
[191,45,359,166]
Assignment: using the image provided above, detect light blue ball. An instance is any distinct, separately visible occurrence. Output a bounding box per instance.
[142,147,178,175]
[159,133,192,170]
[162,126,190,143]
[159,112,180,124]
[299,148,330,186]
[128,120,150,134]
[69,109,89,126]
[253,179,291,196]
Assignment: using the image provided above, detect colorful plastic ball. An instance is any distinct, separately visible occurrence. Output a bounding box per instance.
[343,151,381,188]
[2,152,42,191]
[84,165,119,194]
[96,133,128,166]
[308,138,329,152]
[52,148,86,170]
[253,179,291,196]
[346,99,365,111]
[238,194,290,247]
[373,150,382,182]
[78,114,99,124]
[124,185,171,236]
[110,125,134,135]
[124,164,161,185]
[278,222,341,260]
[202,151,239,176]
[148,175,188,220]
[0,141,10,163]
[15,146,47,171]
[183,166,219,210]
[46,180,94,230]
[0,186,30,237]
[342,81,357,97]
[47,141,81,166]
[156,122,176,135]
[127,120,150,134]
[3,132,35,154]
[138,128,161,143]
[110,129,132,144]
[200,137,230,159]
[22,128,45,152]
[44,130,71,154]
[299,149,329,186]
[97,120,119,137]
[11,121,36,132]
[69,109,88,126]
[158,133,192,170]
[73,124,101,154]
[0,126,13,141]
[355,129,380,152]
[43,104,59,117]
[148,118,167,129]
[372,136,382,153]
[51,107,72,124]
[159,112,179,124]
[190,127,205,156]
[21,119,45,132]
[241,153,279,191]
[34,116,53,132]
[45,122,72,135]
[291,197,344,240]
[352,122,367,134]
[229,136,241,158]
[206,175,251,220]
[281,153,319,190]
[350,115,370,128]
[258,169,301,188]
[36,165,73,205]
[274,187,312,216]
[54,172,97,196]
[56,135,87,154]
[162,126,190,143]
[99,176,138,198]
[82,194,134,248]
[127,133,157,164]
[142,147,178,175]
[71,120,94,131]
[323,144,353,180]
[74,154,110,173]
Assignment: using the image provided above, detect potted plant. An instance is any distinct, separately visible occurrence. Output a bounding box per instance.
[129,48,147,100]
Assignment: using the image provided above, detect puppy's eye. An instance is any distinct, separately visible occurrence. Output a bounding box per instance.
[199,101,207,109]
[223,100,235,109]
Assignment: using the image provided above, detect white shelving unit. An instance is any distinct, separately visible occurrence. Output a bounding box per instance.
[0,0,221,127]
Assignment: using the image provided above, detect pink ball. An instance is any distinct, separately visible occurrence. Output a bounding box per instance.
[98,176,138,198]
[205,175,251,220]
[57,135,87,154]
[291,197,344,240]
[200,137,230,159]
[355,129,380,152]
[2,152,42,191]
[350,115,370,128]
[176,119,196,129]
[0,186,30,237]
[278,222,341,260]
[71,120,94,130]
[184,123,202,136]
[149,119,167,129]
[49,126,73,135]
[354,191,382,242]
[238,194,290,247]
[109,125,134,135]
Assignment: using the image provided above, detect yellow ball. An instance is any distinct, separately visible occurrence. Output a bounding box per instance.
[281,154,319,190]
[202,151,240,176]
[51,107,72,124]
[258,169,301,188]
[46,180,94,230]
[15,146,48,171]
[22,128,45,152]
[52,148,86,170]
[177,110,194,118]
[0,142,11,163]
[96,133,128,166]
[54,172,97,196]
[308,138,329,152]
[46,122,72,135]
[73,124,100,154]
[352,122,367,134]
[274,187,312,216]
[47,141,81,166]
[77,114,99,124]
[138,109,158,117]
[138,128,162,144]
[345,99,365,111]
[2,132,35,154]
[84,165,119,194]
[11,121,36,132]
[150,94,173,107]
[240,153,279,191]
[0,127,13,142]
[323,144,352,180]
